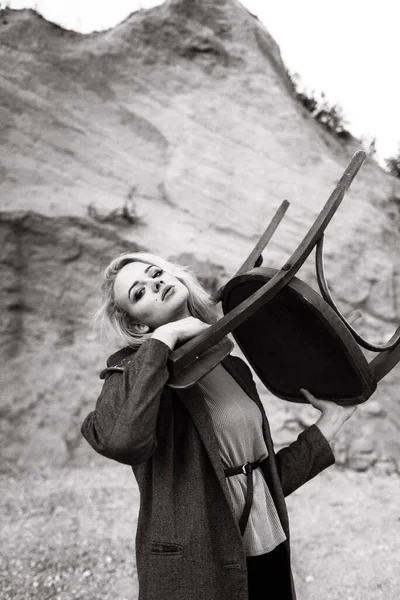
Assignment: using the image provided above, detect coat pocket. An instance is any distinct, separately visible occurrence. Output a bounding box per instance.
[150,541,183,556]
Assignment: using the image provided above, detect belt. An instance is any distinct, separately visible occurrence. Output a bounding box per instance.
[224,460,264,536]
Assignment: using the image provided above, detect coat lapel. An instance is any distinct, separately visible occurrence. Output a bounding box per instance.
[175,384,243,540]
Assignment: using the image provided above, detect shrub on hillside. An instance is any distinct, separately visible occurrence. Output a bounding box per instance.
[287,70,351,140]
[385,145,400,178]
[360,135,377,158]
[87,187,141,225]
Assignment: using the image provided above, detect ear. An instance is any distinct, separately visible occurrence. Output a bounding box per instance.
[132,323,150,334]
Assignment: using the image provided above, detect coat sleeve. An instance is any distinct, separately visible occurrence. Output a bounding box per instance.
[230,355,335,497]
[81,338,170,466]
[274,424,335,496]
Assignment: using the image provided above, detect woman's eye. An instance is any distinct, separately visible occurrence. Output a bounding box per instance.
[135,288,145,301]
[153,269,162,278]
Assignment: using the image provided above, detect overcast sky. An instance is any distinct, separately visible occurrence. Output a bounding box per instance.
[7,0,400,162]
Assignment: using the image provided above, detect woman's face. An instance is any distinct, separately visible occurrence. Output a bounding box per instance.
[113,261,191,330]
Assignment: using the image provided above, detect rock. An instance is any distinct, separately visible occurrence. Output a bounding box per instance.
[348,453,377,472]
[331,436,349,466]
[347,437,377,472]
[362,400,386,417]
[374,460,397,476]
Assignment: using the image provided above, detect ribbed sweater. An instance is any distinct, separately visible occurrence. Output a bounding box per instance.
[197,363,287,557]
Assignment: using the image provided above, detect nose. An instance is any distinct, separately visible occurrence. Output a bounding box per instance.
[152,278,163,292]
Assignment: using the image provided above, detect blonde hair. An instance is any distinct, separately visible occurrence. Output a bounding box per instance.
[93,251,217,348]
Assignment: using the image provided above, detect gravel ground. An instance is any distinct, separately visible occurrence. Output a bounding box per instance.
[0,463,399,600]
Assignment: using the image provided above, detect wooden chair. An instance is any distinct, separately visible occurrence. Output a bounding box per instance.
[167,150,400,405]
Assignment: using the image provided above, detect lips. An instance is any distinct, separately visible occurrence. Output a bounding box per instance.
[162,285,174,300]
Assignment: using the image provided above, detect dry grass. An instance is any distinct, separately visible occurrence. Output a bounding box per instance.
[0,463,398,600]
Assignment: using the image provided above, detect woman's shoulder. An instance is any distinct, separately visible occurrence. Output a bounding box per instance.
[106,345,136,367]
[98,345,136,380]
[100,338,170,380]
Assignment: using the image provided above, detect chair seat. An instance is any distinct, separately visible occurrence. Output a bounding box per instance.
[222,267,377,405]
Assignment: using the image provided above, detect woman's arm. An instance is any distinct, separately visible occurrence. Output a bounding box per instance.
[273,424,336,497]
[274,310,362,494]
[274,390,357,496]
[81,338,171,466]
[81,317,210,466]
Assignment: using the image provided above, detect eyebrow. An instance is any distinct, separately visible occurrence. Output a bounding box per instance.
[128,264,153,300]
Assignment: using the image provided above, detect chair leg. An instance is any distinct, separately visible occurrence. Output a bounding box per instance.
[212,200,290,303]
[368,342,400,382]
[315,234,400,352]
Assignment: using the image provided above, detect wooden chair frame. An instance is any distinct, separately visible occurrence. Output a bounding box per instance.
[167,150,400,402]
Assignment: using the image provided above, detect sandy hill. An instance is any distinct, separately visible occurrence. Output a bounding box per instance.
[0,0,399,472]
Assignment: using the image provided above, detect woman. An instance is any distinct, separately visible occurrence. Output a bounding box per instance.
[81,251,357,600]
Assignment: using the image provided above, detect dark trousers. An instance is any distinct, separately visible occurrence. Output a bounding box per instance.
[246,543,292,600]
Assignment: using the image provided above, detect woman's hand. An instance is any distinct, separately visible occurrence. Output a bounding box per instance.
[300,388,358,442]
[152,317,210,350]
[300,389,357,420]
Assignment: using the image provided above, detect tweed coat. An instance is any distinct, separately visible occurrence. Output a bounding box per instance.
[81,338,335,600]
